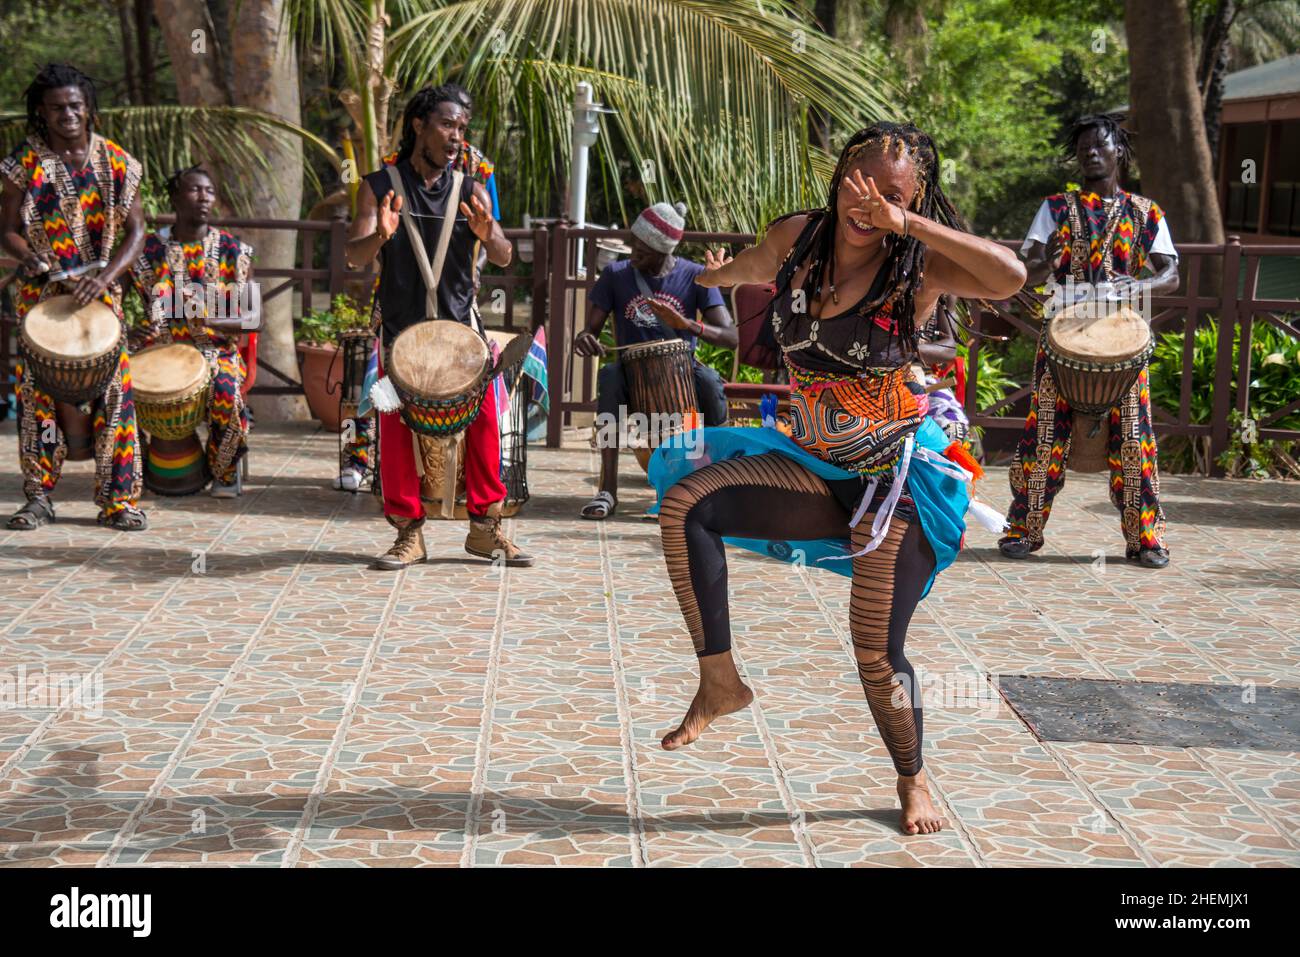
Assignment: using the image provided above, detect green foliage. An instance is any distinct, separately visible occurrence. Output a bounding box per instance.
[881,0,1129,237]
[695,340,763,384]
[387,0,902,231]
[296,294,371,346]
[1149,317,1300,475]
[958,341,1017,415]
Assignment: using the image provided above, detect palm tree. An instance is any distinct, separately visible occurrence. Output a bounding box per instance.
[293,0,903,231]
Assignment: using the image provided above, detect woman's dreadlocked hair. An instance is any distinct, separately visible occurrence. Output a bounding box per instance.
[778,121,967,346]
[395,85,462,164]
[24,63,98,138]
[1064,112,1134,182]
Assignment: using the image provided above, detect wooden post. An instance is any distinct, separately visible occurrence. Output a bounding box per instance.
[531,224,549,335]
[300,227,314,318]
[328,208,348,301]
[1209,237,1242,476]
[546,223,569,448]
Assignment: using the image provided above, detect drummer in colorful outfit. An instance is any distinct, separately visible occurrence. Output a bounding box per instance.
[1,64,147,531]
[647,122,1025,834]
[998,114,1180,568]
[129,165,258,497]
[574,202,737,520]
[345,84,531,569]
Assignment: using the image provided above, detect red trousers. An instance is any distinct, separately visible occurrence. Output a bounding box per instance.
[378,372,506,520]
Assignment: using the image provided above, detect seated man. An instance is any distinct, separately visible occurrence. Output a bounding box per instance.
[574,203,737,519]
[129,165,258,497]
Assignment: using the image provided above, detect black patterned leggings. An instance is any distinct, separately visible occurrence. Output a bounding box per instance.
[658,453,936,776]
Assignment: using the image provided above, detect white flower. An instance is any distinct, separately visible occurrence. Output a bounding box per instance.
[848,341,869,361]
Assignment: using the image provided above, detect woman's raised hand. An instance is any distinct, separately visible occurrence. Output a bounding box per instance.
[697,247,734,287]
[845,170,906,235]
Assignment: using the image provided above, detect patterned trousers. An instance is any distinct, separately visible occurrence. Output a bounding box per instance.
[16,347,143,517]
[1004,338,1167,554]
[206,346,248,484]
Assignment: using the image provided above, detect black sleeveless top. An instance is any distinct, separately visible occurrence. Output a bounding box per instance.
[769,213,915,375]
[364,159,477,343]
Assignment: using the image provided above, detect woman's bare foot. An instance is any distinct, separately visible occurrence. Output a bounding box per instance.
[661,652,754,750]
[897,770,945,835]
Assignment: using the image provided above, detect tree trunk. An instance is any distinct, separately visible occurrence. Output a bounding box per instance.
[1124,0,1225,247]
[152,0,228,109]
[117,0,140,104]
[135,0,157,104]
[229,0,308,422]
[1197,0,1236,168]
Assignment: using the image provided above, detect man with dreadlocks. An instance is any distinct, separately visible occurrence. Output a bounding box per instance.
[128,165,259,497]
[999,113,1179,568]
[335,82,500,494]
[1,63,147,531]
[346,84,532,569]
[646,121,1025,835]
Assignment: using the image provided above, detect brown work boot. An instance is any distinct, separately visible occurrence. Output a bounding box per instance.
[465,502,534,567]
[373,515,427,570]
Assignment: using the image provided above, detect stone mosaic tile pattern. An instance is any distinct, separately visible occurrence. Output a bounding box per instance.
[0,421,1296,867]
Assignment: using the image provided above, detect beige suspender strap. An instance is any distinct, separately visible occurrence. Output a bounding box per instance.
[385,165,465,321]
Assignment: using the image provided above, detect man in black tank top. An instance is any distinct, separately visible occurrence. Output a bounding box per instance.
[346,85,532,570]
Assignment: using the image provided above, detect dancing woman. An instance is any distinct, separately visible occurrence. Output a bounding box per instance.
[651,122,1025,834]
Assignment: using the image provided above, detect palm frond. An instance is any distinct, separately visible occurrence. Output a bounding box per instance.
[385,0,901,230]
[0,106,342,217]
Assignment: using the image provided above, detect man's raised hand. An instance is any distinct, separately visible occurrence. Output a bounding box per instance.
[459,194,494,242]
[378,191,402,241]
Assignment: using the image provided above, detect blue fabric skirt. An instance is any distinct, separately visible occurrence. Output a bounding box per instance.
[647,418,969,598]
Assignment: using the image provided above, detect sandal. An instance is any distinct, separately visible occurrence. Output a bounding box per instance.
[581,491,617,520]
[7,496,55,531]
[97,505,149,532]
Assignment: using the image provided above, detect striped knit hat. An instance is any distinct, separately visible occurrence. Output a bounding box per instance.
[631,201,687,254]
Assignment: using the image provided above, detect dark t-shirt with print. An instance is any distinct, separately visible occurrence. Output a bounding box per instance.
[589,257,725,350]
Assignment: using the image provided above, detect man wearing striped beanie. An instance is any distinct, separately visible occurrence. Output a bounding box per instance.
[574,203,738,520]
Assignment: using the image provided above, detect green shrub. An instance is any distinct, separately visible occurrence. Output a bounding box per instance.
[296,294,371,346]
[1149,318,1300,476]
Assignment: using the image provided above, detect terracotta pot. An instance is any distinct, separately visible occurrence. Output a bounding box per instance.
[296,342,345,433]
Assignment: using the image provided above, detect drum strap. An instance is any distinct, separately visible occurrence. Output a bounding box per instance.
[385,165,474,330]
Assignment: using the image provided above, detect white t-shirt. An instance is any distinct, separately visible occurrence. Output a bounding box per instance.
[1020,198,1177,259]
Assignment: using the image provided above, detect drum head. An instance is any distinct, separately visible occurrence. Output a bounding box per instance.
[391,321,488,399]
[1048,303,1151,363]
[22,295,121,359]
[132,343,210,400]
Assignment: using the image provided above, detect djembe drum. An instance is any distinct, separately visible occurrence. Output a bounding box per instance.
[19,295,124,405]
[622,337,700,471]
[416,329,530,520]
[388,320,531,518]
[131,342,212,495]
[1044,301,1154,473]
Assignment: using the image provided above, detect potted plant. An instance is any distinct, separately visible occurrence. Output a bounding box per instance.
[295,294,371,432]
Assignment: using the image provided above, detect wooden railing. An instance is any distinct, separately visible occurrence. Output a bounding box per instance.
[3,215,1297,479]
[0,213,547,397]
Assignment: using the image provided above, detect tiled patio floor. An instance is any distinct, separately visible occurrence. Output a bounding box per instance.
[0,422,1296,867]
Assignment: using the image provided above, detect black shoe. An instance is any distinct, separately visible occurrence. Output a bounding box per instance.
[998,538,1039,559]
[1127,547,1170,569]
